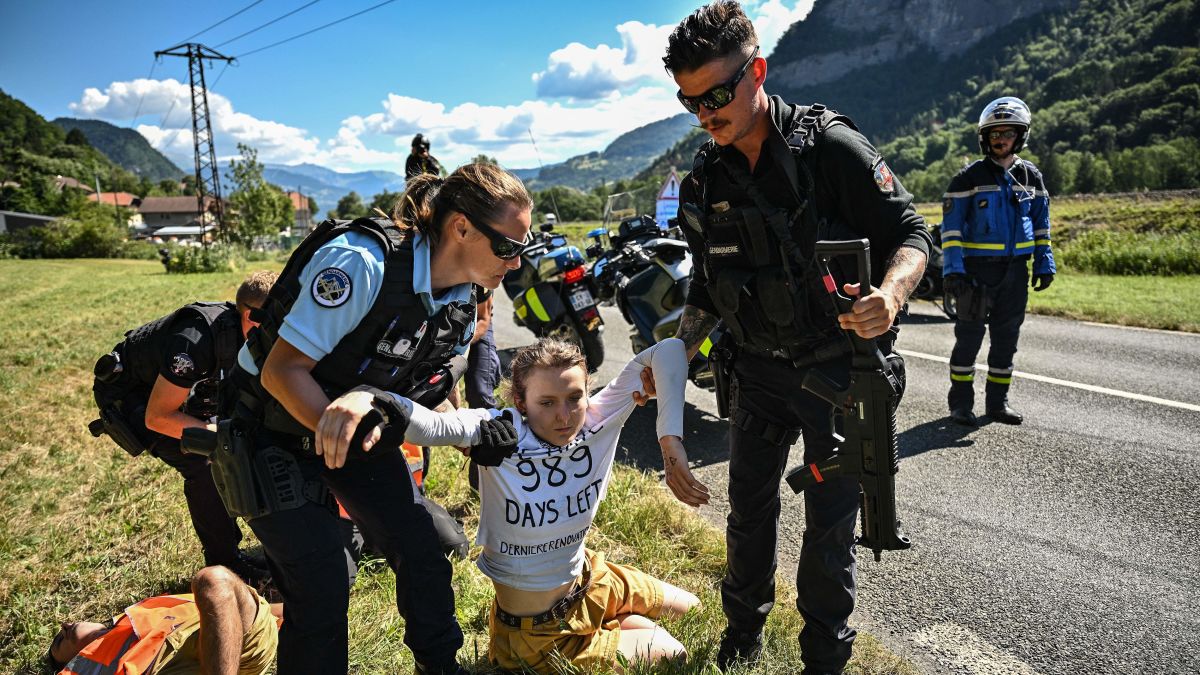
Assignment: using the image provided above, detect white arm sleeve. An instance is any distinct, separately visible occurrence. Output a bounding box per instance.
[385,394,490,446]
[587,338,687,440]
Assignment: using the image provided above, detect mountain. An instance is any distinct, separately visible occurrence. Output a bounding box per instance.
[0,88,147,216]
[52,117,184,182]
[638,0,1199,199]
[262,163,406,215]
[522,114,695,191]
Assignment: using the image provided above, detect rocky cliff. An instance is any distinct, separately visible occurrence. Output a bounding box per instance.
[769,0,1078,89]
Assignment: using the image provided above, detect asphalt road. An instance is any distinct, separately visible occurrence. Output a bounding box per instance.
[489,291,1200,675]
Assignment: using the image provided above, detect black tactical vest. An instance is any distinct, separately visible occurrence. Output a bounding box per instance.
[101,302,243,400]
[242,217,477,435]
[688,103,858,352]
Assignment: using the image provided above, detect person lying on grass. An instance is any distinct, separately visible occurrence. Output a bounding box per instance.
[46,565,280,675]
[318,337,710,673]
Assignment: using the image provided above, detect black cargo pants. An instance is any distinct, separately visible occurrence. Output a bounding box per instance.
[247,432,463,674]
[949,257,1030,410]
[723,352,860,673]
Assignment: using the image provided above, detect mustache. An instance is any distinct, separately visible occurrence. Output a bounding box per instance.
[690,118,728,131]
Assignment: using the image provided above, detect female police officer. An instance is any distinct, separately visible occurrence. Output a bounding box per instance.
[227,162,533,674]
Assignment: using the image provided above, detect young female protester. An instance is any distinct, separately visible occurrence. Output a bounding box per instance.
[318,337,711,673]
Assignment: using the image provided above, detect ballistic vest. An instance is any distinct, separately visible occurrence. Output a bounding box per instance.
[60,594,197,675]
[98,302,242,403]
[243,217,476,435]
[688,103,858,352]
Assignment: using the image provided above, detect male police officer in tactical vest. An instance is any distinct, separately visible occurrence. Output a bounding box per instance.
[90,271,277,583]
[941,96,1056,426]
[662,3,931,672]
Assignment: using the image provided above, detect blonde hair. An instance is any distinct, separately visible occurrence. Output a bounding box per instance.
[236,270,277,310]
[500,338,590,410]
[391,162,532,248]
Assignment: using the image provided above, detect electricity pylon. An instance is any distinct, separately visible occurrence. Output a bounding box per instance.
[154,43,233,241]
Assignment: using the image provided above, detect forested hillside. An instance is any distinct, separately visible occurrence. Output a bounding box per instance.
[0,89,151,216]
[53,118,184,183]
[640,0,1198,201]
[781,0,1199,200]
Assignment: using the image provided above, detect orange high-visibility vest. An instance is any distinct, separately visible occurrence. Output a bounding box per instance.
[61,594,197,675]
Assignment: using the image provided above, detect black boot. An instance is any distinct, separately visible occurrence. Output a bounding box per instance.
[716,627,763,671]
[987,403,1023,425]
[948,379,976,426]
[986,380,1022,424]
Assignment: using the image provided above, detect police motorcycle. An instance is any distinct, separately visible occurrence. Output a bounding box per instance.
[910,223,955,319]
[501,215,605,371]
[585,214,731,415]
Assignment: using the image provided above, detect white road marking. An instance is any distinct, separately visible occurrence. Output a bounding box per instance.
[912,622,1042,675]
[897,349,1200,413]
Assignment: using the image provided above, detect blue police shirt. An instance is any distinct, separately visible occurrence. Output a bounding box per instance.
[237,229,475,374]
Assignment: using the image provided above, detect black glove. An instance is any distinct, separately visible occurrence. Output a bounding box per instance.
[348,386,411,452]
[471,410,518,467]
[1031,273,1054,292]
[944,273,971,296]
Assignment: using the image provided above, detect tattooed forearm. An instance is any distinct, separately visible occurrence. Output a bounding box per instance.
[880,246,928,306]
[675,305,721,360]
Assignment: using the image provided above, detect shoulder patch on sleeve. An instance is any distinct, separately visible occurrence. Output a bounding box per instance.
[170,353,195,377]
[872,156,896,194]
[311,267,352,308]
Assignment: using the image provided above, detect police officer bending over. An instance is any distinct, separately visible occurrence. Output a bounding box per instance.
[90,271,277,584]
[227,163,532,675]
[941,96,1056,426]
[662,3,930,673]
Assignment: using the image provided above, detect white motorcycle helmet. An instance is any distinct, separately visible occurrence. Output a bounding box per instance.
[978,96,1032,154]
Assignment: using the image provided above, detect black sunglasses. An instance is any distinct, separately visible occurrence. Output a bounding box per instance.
[460,211,531,260]
[676,46,760,114]
[988,129,1019,140]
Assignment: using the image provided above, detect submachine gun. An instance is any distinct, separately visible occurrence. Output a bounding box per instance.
[784,239,911,561]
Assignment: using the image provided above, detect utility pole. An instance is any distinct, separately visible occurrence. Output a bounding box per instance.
[154,43,234,244]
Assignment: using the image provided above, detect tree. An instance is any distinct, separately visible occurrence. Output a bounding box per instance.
[64,128,90,147]
[369,189,403,217]
[156,178,182,196]
[307,196,319,216]
[227,143,292,244]
[334,191,367,220]
[472,154,498,165]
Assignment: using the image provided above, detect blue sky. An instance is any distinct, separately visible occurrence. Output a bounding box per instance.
[0,0,813,173]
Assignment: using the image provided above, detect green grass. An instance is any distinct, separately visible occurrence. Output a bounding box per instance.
[0,258,916,674]
[1026,269,1200,332]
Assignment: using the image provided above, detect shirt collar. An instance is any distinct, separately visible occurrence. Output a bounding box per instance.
[411,230,473,315]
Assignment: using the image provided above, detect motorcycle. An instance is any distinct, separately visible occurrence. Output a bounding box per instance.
[910,223,955,318]
[586,215,727,398]
[501,219,605,371]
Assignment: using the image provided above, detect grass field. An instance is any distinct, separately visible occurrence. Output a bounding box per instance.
[0,258,916,674]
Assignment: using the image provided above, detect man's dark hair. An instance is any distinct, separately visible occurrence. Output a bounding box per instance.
[663,1,759,74]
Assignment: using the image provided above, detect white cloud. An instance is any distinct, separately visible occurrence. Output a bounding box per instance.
[747,0,817,56]
[531,2,814,100]
[68,3,814,175]
[70,78,321,167]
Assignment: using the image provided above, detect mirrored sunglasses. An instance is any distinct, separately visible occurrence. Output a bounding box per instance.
[676,46,760,114]
[461,212,531,259]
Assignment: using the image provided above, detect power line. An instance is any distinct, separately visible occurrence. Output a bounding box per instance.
[215,0,323,48]
[236,0,397,58]
[210,61,234,89]
[129,59,159,126]
[177,0,264,43]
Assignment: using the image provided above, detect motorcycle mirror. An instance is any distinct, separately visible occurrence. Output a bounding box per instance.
[540,222,555,233]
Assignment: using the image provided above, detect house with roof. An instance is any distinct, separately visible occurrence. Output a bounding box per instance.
[137,195,221,240]
[287,191,313,233]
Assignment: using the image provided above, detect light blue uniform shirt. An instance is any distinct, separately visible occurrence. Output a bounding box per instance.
[237,229,475,374]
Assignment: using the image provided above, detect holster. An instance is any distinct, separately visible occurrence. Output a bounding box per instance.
[189,419,331,520]
[708,333,736,420]
[89,405,150,457]
[954,281,992,322]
